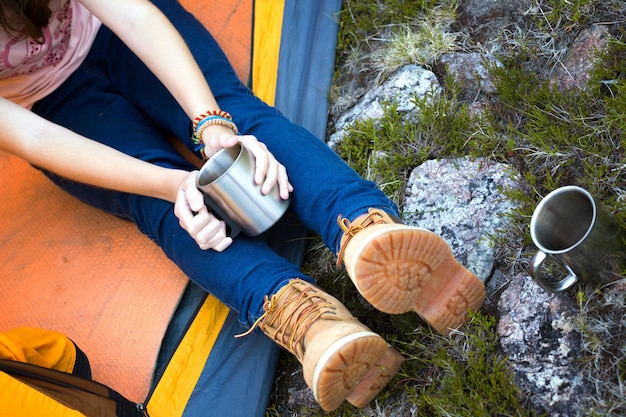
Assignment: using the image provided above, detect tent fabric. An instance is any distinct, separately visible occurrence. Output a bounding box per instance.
[146,291,281,417]
[186,0,341,139]
[272,0,342,139]
[180,0,254,84]
[0,0,341,413]
[146,293,232,417]
[251,0,285,104]
[0,151,189,403]
[177,310,280,417]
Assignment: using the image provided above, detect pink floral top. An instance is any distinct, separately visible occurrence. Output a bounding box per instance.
[0,0,101,108]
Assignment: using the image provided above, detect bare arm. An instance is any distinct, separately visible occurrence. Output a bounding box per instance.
[77,0,292,195]
[0,97,188,203]
[0,99,234,249]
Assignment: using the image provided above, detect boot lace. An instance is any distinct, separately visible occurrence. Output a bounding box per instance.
[336,209,392,267]
[236,281,335,360]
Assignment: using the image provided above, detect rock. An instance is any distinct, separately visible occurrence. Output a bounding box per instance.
[457,0,528,46]
[438,52,504,95]
[271,366,320,415]
[497,274,593,416]
[403,157,519,282]
[552,24,610,91]
[328,65,441,148]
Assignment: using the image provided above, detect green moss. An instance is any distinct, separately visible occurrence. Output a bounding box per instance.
[334,101,430,205]
[541,0,596,30]
[335,0,438,58]
[283,311,533,417]
[575,285,626,415]
[412,78,506,159]
[407,314,539,417]
[334,74,507,207]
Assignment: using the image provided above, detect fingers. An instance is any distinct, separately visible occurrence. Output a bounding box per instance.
[244,138,273,190]
[174,171,233,252]
[275,164,293,200]
[186,208,233,251]
[201,125,239,158]
[201,128,293,200]
[239,135,293,198]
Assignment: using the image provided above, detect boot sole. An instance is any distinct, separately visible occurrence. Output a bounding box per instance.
[310,331,387,411]
[346,225,486,334]
[346,344,405,408]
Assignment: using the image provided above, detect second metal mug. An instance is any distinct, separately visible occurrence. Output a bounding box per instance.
[196,143,290,236]
[529,185,626,292]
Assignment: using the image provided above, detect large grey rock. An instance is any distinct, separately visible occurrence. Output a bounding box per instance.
[498,274,593,416]
[403,157,519,282]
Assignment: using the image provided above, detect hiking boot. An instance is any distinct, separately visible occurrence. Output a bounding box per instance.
[239,278,395,411]
[337,208,486,335]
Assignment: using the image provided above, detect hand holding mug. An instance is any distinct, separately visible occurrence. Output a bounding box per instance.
[196,142,291,237]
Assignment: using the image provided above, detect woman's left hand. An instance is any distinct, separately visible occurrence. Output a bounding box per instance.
[174,170,233,251]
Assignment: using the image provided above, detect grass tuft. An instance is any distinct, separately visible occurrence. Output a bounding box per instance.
[402,313,539,417]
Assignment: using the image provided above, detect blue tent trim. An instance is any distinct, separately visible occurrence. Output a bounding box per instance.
[256,0,342,140]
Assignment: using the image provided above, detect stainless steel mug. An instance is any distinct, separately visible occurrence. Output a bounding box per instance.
[529,185,626,292]
[196,143,290,236]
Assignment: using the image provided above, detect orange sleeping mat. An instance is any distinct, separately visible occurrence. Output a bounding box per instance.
[0,151,188,403]
[0,0,253,403]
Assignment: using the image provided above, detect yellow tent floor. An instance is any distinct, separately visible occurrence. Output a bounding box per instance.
[0,0,254,403]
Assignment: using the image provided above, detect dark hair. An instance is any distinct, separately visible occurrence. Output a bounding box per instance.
[0,0,52,43]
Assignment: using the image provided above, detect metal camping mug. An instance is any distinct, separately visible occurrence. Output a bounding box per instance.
[529,185,626,292]
[195,143,290,237]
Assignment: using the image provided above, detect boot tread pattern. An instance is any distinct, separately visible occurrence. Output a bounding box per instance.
[351,227,486,334]
[311,332,387,411]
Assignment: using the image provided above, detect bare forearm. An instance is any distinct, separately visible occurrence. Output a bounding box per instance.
[0,99,187,203]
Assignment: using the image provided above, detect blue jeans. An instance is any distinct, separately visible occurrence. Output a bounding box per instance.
[31,0,398,326]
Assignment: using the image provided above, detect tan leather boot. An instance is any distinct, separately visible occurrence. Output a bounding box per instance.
[337,208,486,335]
[241,278,397,411]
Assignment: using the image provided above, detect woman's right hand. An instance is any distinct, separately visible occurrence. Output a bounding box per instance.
[201,124,293,199]
[174,170,233,251]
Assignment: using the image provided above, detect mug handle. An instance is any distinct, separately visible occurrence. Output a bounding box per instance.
[529,251,578,292]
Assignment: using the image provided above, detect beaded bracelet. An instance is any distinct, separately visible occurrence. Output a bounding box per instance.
[191,110,239,160]
[196,116,239,137]
[193,109,232,130]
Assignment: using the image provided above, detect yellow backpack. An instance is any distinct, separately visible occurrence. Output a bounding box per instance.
[0,327,143,417]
